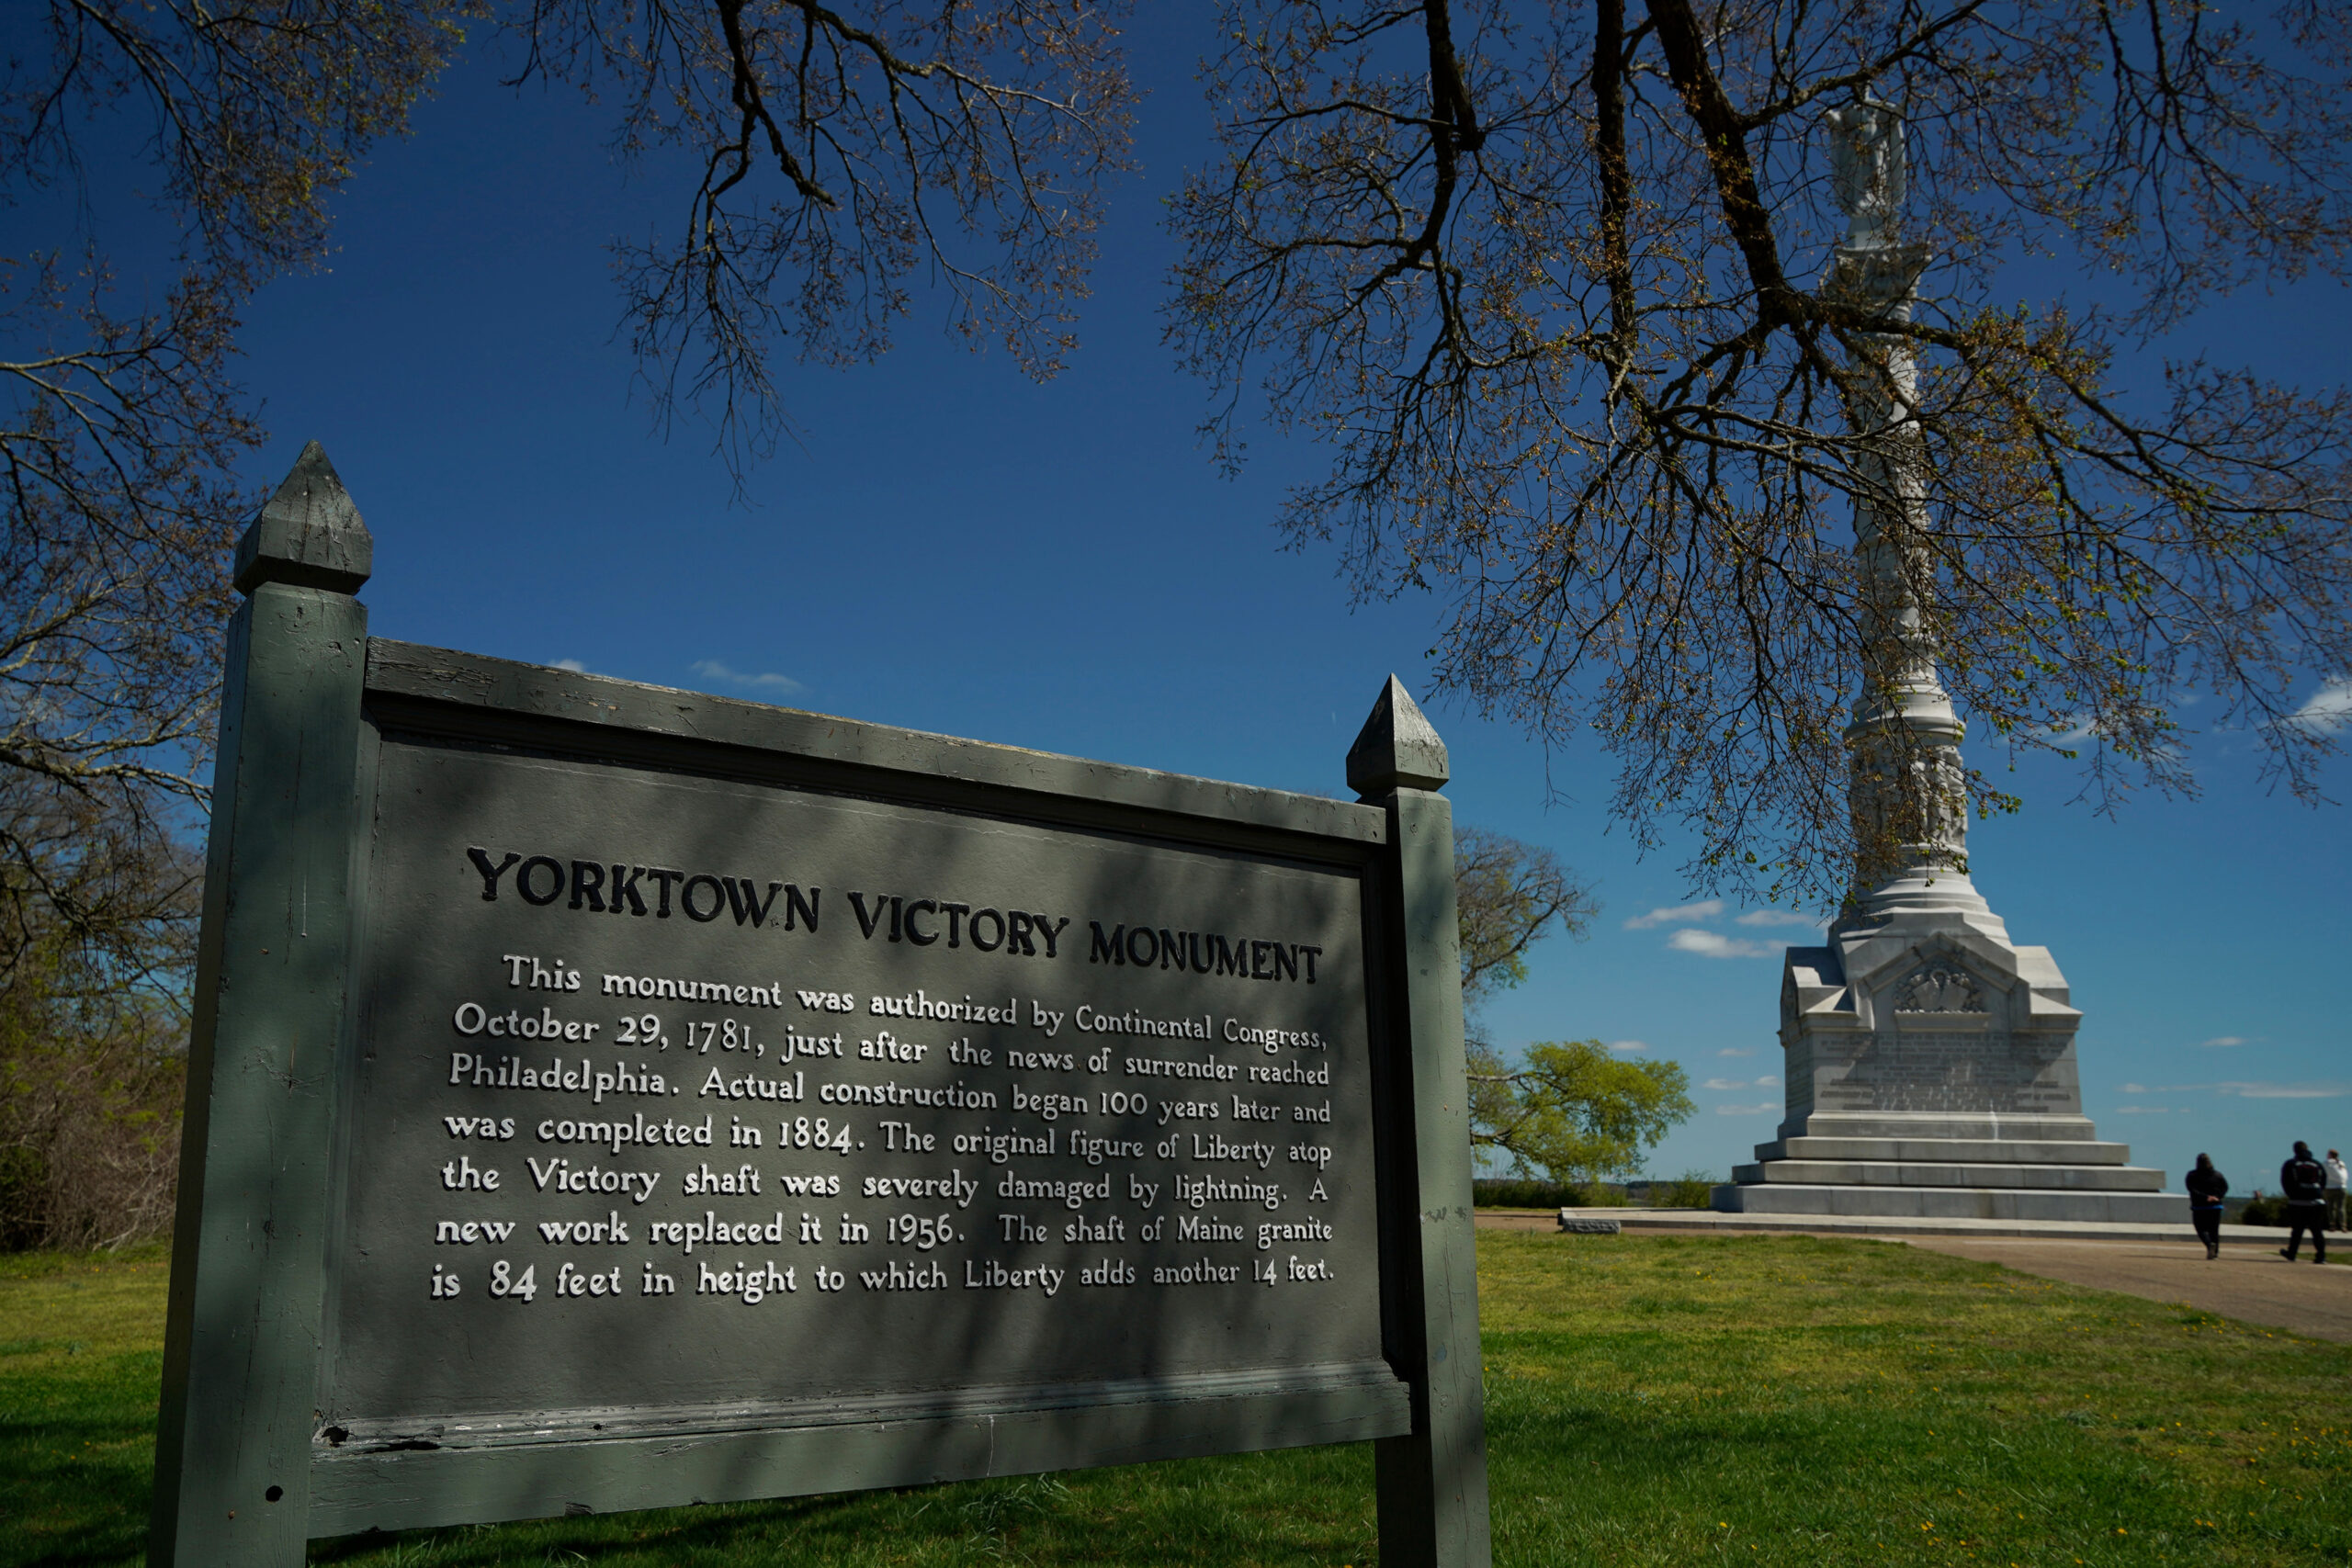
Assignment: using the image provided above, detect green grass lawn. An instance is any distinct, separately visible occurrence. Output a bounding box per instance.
[4,1232,2346,1565]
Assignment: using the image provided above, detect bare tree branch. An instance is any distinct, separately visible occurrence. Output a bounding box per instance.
[1169,0,2352,906]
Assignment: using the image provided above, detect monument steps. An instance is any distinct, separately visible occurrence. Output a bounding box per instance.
[1729,1158,2164,1191]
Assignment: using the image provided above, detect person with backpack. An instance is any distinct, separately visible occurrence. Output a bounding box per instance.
[2279,1141,2328,1264]
[2186,1154,2228,1259]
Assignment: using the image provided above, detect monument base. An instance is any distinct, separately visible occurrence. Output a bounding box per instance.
[1717,895,2187,1226]
[1714,1114,2185,1222]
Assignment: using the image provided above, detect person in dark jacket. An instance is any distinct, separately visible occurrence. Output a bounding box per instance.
[2186,1154,2228,1259]
[2279,1140,2328,1264]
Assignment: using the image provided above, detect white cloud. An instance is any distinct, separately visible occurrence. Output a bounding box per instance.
[1716,1047,1758,1058]
[2112,1107,2171,1115]
[2130,1080,2348,1100]
[1606,1040,1648,1054]
[1715,1102,1778,1115]
[2197,1035,2250,1049]
[553,658,591,673]
[2290,676,2352,733]
[1735,909,1822,929]
[1702,1077,1752,1091]
[691,659,805,696]
[1758,1075,1781,1087]
[1625,900,1724,930]
[1667,929,1778,959]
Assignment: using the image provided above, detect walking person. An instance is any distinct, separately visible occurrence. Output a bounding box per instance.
[2328,1149,2347,1233]
[2187,1154,2228,1259]
[2279,1141,2328,1264]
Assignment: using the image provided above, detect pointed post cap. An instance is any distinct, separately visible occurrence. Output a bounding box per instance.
[232,441,373,595]
[1346,675,1450,796]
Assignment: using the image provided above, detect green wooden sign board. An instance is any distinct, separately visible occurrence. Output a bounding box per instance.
[152,446,1492,1566]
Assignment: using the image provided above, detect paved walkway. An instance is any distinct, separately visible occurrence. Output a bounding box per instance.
[1905,1236,2349,1344]
[1473,1211,2351,1344]
[1588,1207,2259,1244]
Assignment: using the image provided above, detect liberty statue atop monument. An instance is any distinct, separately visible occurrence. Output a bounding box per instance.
[1713,98,2183,1224]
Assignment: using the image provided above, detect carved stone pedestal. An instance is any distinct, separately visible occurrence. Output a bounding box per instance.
[1714,896,2185,1224]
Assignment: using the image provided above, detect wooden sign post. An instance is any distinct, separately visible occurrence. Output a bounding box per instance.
[153,446,1490,1566]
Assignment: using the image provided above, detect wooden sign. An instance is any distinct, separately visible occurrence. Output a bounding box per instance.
[151,446,1490,1566]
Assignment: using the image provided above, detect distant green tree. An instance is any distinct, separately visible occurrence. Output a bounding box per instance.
[1465,1041,1694,1186]
[1453,824,1692,1183]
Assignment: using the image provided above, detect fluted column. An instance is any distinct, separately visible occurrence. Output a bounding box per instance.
[1823,100,1995,935]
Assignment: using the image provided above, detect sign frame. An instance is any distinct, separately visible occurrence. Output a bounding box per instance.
[150,446,1491,1566]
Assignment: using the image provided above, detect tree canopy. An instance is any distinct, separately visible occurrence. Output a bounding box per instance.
[13,0,2350,932]
[1455,822,1599,1006]
[4,0,462,967]
[1169,1,2352,904]
[4,0,1132,964]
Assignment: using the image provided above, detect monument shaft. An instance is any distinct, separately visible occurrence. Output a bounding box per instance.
[1713,102,2183,1225]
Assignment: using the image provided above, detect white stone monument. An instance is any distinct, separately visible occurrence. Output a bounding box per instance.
[1713,100,2184,1224]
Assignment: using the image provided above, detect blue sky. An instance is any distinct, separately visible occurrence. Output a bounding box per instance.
[110,12,2352,1191]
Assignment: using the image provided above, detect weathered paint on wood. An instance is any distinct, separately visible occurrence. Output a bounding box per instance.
[311,1368,1408,1534]
[1352,682,1495,1568]
[153,446,375,1567]
[365,638,1385,848]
